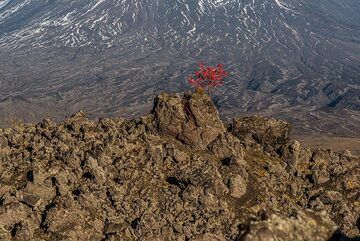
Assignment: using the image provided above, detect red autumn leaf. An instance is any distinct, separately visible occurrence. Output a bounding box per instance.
[187,63,227,92]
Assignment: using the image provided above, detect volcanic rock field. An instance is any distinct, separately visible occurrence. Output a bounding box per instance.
[0,92,359,240]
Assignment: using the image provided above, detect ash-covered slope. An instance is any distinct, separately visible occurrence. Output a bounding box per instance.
[0,0,359,136]
[0,92,359,240]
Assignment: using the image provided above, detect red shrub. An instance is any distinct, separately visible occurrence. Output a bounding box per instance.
[188,63,228,92]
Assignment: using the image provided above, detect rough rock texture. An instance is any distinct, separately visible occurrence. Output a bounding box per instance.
[0,92,359,241]
[238,210,338,241]
[150,93,226,150]
[232,116,291,152]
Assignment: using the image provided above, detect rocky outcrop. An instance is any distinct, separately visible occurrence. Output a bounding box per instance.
[238,210,338,241]
[232,115,291,152]
[279,142,360,236]
[0,92,359,240]
[149,92,226,150]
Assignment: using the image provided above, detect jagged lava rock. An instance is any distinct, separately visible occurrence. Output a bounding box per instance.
[0,92,359,240]
[150,92,226,150]
[238,210,338,241]
[232,115,291,149]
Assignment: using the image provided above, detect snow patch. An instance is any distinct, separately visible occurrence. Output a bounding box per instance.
[274,0,291,11]
[0,0,11,10]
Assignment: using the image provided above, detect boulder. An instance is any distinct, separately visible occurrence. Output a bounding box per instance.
[232,115,291,148]
[151,92,225,149]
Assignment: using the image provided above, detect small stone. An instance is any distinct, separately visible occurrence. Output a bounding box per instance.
[307,187,324,198]
[312,171,330,185]
[229,175,247,198]
[16,192,41,207]
[173,223,183,233]
[173,149,189,163]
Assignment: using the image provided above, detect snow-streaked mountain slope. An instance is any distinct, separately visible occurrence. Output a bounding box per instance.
[0,0,359,136]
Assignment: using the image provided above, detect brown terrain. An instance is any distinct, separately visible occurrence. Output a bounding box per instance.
[296,137,360,157]
[0,92,359,241]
